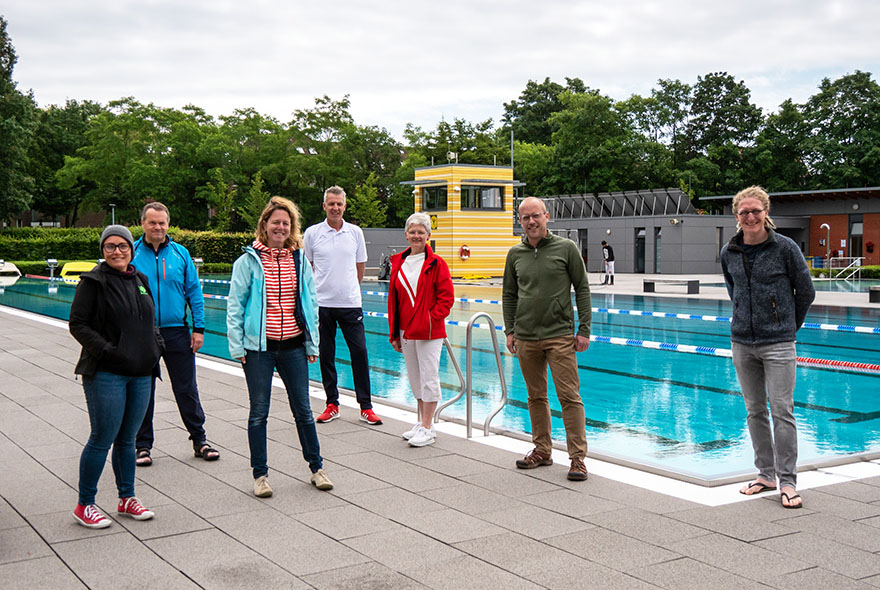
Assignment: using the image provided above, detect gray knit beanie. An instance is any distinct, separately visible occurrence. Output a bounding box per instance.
[100,225,134,253]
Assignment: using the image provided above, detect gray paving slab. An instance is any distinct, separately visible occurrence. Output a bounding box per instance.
[421,481,528,515]
[409,452,498,477]
[345,486,446,520]
[452,531,577,577]
[460,467,560,496]
[478,503,594,539]
[798,489,880,520]
[776,566,877,589]
[332,450,461,493]
[666,532,810,580]
[524,560,662,589]
[666,504,796,542]
[754,531,880,579]
[393,507,507,544]
[295,503,400,540]
[520,486,625,517]
[544,527,681,571]
[0,525,53,564]
[582,507,709,545]
[405,554,545,590]
[0,555,86,590]
[818,480,880,503]
[782,512,880,552]
[145,528,310,589]
[343,527,465,572]
[631,556,774,590]
[301,561,430,590]
[52,532,200,590]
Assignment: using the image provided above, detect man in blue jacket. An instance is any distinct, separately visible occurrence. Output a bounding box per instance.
[132,202,219,466]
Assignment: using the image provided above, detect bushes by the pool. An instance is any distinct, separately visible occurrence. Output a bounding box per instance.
[0,227,251,265]
[809,266,880,279]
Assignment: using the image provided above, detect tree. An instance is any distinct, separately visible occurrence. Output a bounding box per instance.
[503,77,587,145]
[750,99,809,191]
[0,16,38,223]
[686,72,762,155]
[802,71,880,187]
[239,170,271,229]
[652,79,691,166]
[346,172,386,228]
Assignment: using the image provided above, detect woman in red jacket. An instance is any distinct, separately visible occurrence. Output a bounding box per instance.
[388,212,454,447]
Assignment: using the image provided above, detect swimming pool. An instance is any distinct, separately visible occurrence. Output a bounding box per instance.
[3,276,879,484]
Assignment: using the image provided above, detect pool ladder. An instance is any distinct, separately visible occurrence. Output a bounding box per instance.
[435,312,509,438]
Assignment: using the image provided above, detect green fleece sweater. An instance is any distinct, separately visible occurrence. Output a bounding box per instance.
[502,233,591,340]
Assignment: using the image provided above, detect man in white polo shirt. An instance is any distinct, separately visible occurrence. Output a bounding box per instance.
[303,186,383,425]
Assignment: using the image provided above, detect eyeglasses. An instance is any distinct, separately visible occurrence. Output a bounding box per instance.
[102,242,131,253]
[520,213,546,222]
[736,208,764,217]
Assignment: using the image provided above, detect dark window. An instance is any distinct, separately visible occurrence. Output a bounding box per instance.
[460,185,504,210]
[422,186,447,211]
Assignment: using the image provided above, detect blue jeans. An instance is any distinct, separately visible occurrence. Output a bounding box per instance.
[78,372,152,505]
[731,341,799,488]
[318,307,373,409]
[243,346,323,478]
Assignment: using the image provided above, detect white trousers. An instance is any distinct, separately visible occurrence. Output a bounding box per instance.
[400,335,443,403]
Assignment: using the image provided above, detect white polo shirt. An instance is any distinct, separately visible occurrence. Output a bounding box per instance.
[303,219,368,307]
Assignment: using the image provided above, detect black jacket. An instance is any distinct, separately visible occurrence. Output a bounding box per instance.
[69,263,164,377]
[721,229,815,345]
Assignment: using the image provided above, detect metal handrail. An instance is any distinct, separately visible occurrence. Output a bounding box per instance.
[434,338,465,422]
[832,257,864,280]
[470,312,509,437]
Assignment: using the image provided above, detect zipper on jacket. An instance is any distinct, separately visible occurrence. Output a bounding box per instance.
[154,252,161,326]
[276,252,284,341]
[771,298,780,324]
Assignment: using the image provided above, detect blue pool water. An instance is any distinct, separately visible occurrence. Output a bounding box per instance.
[2,276,879,483]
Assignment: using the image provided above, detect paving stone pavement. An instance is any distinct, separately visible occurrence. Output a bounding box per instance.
[2,308,880,589]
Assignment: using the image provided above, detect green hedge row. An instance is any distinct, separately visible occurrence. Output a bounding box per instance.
[809,265,880,279]
[0,227,252,264]
[8,260,233,276]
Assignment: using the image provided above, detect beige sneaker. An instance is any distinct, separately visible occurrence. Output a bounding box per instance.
[254,475,273,497]
[310,468,334,491]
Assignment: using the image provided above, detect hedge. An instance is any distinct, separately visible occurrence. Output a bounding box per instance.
[0,227,252,264]
[810,265,880,279]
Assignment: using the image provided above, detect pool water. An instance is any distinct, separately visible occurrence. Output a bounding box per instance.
[3,277,879,484]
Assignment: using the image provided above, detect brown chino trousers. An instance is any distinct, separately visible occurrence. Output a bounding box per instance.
[515,335,587,460]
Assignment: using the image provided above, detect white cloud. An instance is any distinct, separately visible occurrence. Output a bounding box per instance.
[4,0,879,139]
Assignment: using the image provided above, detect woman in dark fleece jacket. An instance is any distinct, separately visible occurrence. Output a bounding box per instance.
[721,186,815,510]
[68,225,163,528]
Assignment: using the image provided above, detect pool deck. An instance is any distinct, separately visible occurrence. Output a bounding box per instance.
[3,276,880,589]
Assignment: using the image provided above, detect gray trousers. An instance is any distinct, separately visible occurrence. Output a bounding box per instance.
[731,341,799,488]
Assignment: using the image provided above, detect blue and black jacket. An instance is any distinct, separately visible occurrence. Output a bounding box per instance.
[132,236,205,333]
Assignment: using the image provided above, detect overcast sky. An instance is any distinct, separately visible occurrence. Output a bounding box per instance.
[4,1,879,140]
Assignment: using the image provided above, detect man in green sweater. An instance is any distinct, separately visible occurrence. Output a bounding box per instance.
[502,197,592,481]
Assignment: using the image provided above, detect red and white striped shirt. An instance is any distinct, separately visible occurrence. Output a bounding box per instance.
[252,240,301,341]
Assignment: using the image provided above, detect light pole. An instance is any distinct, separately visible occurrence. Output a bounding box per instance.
[109,203,117,225]
[820,223,831,268]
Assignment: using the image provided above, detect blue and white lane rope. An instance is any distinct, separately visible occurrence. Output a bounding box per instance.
[199,281,880,335]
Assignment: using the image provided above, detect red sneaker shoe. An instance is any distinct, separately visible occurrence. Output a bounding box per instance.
[316,403,339,423]
[73,504,111,529]
[117,497,154,521]
[359,409,383,425]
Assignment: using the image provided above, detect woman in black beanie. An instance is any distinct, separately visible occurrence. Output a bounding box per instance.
[68,225,164,528]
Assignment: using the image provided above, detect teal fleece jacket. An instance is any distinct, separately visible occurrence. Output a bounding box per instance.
[502,233,592,341]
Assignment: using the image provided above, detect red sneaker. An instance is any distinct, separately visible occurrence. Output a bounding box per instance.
[117,497,154,521]
[316,403,339,423]
[73,504,111,529]
[359,409,383,425]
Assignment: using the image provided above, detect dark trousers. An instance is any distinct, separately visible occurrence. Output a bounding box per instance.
[136,326,207,450]
[318,307,372,409]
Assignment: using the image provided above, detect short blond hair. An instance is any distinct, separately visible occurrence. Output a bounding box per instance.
[255,196,302,249]
[732,186,776,231]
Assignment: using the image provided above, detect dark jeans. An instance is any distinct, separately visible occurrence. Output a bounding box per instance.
[136,326,207,450]
[318,306,372,409]
[78,372,151,505]
[242,345,323,478]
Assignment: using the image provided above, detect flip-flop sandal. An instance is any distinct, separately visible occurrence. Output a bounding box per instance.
[194,443,220,461]
[739,481,776,495]
[780,491,803,509]
[136,448,152,467]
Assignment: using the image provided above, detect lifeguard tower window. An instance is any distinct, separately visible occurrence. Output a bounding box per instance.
[461,185,503,210]
[423,186,447,210]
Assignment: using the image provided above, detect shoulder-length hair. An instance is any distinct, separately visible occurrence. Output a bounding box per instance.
[255,196,302,249]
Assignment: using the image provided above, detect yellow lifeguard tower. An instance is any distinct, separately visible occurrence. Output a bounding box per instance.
[403,163,522,278]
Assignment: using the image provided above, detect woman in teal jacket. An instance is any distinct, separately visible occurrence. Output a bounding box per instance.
[226,196,332,498]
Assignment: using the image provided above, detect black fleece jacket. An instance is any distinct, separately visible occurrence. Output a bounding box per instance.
[721,229,815,345]
[69,262,164,377]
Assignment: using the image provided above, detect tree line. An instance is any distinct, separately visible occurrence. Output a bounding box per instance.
[2,15,879,230]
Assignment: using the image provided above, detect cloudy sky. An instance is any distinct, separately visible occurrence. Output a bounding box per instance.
[4,1,879,139]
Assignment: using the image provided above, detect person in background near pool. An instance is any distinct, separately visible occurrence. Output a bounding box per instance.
[503,197,592,481]
[387,212,454,447]
[68,225,163,528]
[721,186,815,509]
[303,186,383,426]
[601,240,615,285]
[132,202,220,467]
[227,196,333,497]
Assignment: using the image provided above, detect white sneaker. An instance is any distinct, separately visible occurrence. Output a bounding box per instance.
[408,426,436,447]
[403,423,437,440]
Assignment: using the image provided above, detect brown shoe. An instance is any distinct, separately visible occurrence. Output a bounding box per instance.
[567,458,588,481]
[516,448,553,469]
